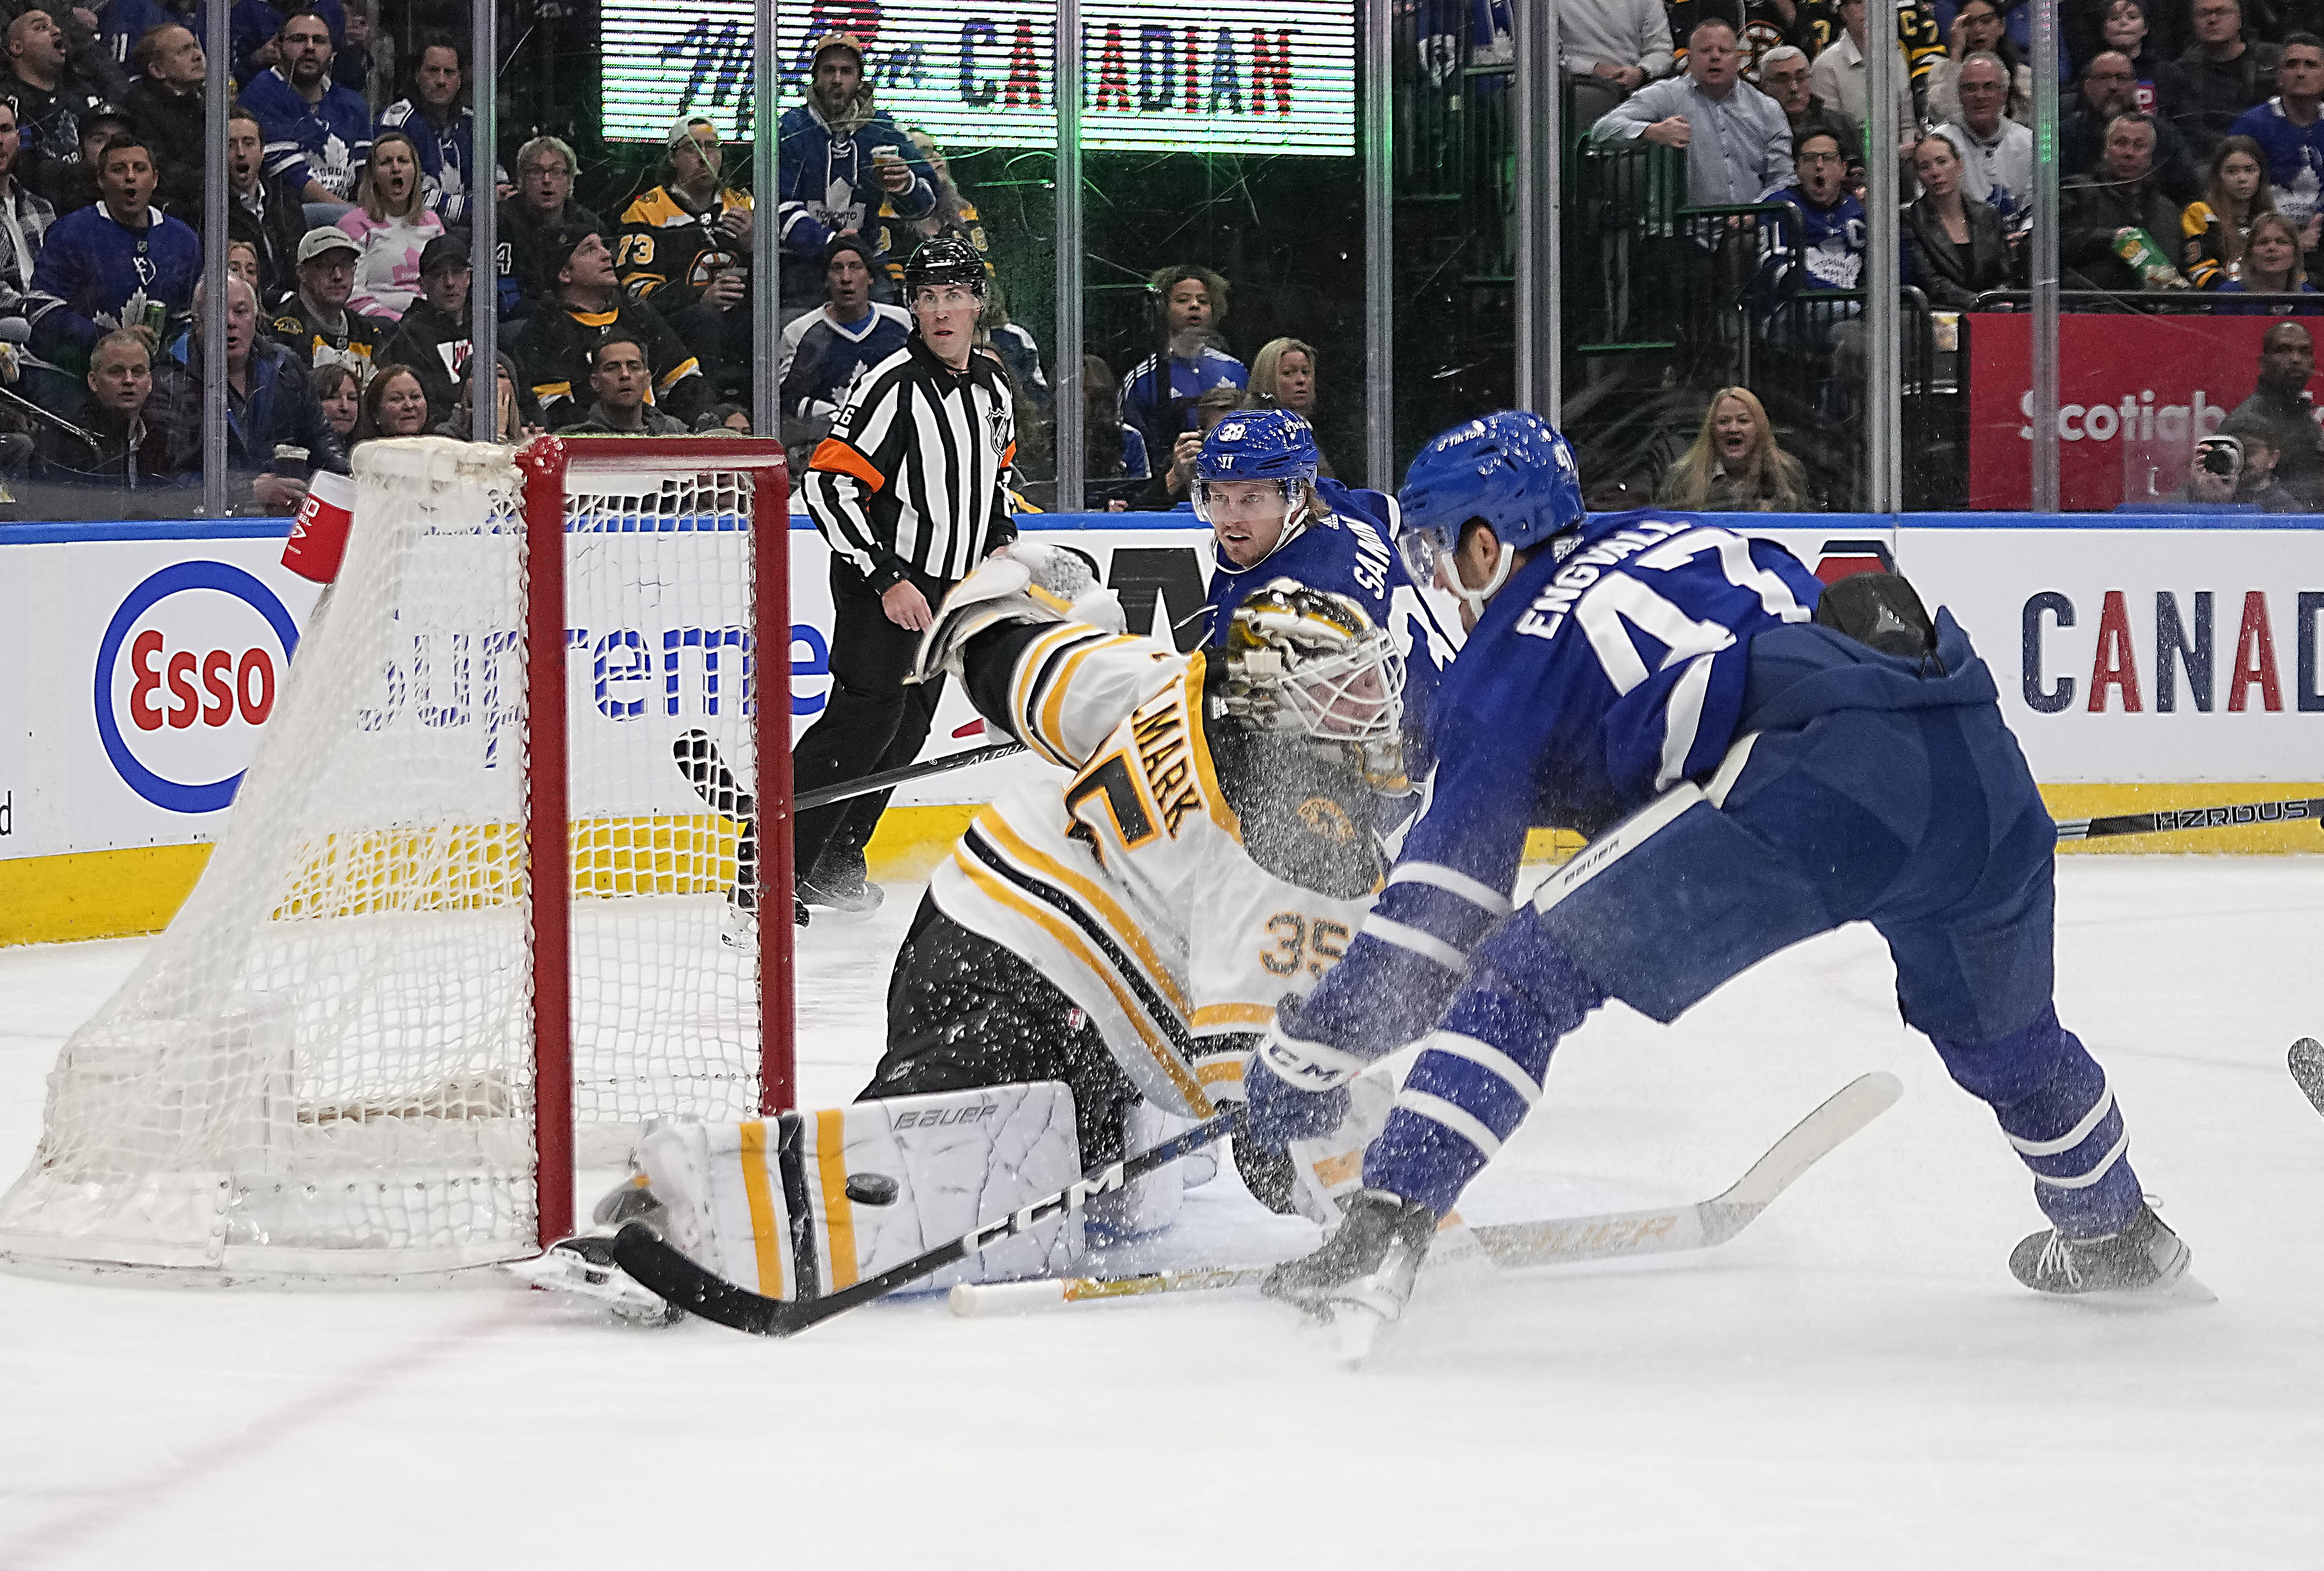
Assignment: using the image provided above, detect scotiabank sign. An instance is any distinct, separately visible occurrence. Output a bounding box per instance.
[1966,312,2324,510]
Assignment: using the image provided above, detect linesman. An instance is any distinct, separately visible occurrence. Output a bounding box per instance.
[791,235,1017,921]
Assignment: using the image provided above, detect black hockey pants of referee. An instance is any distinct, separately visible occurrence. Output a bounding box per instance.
[789,558,951,888]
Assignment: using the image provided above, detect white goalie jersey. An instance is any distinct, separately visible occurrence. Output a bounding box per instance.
[930,619,1389,1121]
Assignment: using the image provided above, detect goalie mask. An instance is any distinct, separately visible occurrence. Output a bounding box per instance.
[1219,581,1405,744]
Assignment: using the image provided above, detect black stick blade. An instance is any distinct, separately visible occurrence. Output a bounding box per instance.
[609,1223,796,1337]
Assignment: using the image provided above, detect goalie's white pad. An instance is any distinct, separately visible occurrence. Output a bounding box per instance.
[1285,1066,1397,1227]
[913,542,1126,684]
[630,1083,1088,1299]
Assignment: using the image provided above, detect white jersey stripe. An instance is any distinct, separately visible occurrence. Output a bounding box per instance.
[1397,1090,1504,1159]
[1364,917,1469,973]
[2007,1084,2114,1157]
[2030,1130,2130,1189]
[1423,1031,1541,1105]
[1387,861,1513,916]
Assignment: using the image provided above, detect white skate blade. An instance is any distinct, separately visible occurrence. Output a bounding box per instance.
[505,1247,676,1326]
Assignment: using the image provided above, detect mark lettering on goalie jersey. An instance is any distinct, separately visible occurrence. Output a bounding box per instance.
[1130,702,1204,837]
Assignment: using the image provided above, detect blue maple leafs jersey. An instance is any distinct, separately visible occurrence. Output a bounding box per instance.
[1290,509,1824,1062]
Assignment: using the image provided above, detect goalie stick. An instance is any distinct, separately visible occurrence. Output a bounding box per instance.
[2054,794,2324,843]
[2291,1039,2324,1118]
[674,728,1026,819]
[948,1071,1903,1317]
[603,1109,1243,1337]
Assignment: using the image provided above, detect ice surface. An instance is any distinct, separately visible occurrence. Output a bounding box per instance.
[1,859,2320,1568]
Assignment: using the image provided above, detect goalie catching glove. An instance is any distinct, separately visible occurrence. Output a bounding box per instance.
[912,541,1128,684]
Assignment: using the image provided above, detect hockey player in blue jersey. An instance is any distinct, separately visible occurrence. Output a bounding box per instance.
[1193,410,1457,786]
[1243,411,2203,1337]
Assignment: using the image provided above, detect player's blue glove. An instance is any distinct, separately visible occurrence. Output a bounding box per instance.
[1241,1006,1370,1153]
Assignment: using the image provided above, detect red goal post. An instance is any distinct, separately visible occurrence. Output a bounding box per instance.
[520,435,795,1246]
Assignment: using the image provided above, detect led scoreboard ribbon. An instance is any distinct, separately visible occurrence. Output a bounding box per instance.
[599,2,1358,156]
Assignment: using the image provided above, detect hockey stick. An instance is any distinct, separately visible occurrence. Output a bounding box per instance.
[2054,794,2324,843]
[604,1109,1243,1337]
[794,741,1028,812]
[2290,1039,2324,1118]
[948,1071,1903,1317]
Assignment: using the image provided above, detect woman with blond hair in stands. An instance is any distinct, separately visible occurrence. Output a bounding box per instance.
[335,130,445,321]
[1248,336,1336,477]
[1657,385,1813,511]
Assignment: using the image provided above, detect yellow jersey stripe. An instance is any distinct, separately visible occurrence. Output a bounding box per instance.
[974,815,1191,1017]
[951,851,1212,1117]
[1035,633,1146,765]
[1190,1003,1274,1029]
[814,1108,859,1291]
[1180,655,1241,839]
[736,1120,785,1300]
[1010,624,1098,767]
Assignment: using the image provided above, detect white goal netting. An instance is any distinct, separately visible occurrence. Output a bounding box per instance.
[0,437,773,1283]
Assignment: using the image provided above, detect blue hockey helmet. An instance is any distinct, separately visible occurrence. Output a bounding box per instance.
[1395,412,1585,603]
[1193,407,1319,521]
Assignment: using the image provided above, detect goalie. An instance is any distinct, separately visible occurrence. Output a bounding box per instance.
[533,547,1416,1317]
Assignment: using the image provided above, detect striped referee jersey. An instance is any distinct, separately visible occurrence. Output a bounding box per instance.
[803,336,1017,592]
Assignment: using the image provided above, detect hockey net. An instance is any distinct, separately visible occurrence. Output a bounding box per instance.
[0,435,793,1283]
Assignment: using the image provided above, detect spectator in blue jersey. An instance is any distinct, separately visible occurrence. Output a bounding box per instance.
[1760,127,1869,294]
[4,9,118,211]
[228,0,352,90]
[22,134,196,404]
[775,30,935,321]
[775,233,910,469]
[240,6,370,224]
[122,23,203,218]
[0,100,57,321]
[1118,263,1247,469]
[99,0,190,75]
[374,35,475,225]
[41,101,127,214]
[2228,34,2324,245]
[1192,407,1455,774]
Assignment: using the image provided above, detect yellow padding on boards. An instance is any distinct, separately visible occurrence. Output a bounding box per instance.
[0,843,215,945]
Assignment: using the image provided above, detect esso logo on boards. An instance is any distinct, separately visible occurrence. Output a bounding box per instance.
[94,562,301,814]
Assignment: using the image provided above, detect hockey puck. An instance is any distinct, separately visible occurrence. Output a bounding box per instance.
[845,1173,901,1206]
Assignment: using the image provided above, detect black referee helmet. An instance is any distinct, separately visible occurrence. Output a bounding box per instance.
[903,236,985,298]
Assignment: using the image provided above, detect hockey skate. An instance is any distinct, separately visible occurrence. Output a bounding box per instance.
[719,886,759,951]
[2008,1203,2213,1304]
[1264,1188,1438,1360]
[797,849,884,916]
[506,1234,681,1327]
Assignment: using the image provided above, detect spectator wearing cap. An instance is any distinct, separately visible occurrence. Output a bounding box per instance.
[378,231,470,424]
[1118,262,1246,469]
[43,103,129,214]
[495,134,600,320]
[776,232,909,467]
[0,100,57,322]
[2218,414,2304,509]
[220,105,305,307]
[618,114,756,393]
[122,23,204,217]
[334,128,442,319]
[240,6,372,223]
[775,31,935,318]
[510,224,705,430]
[374,33,477,224]
[4,9,117,210]
[564,333,689,435]
[271,223,391,380]
[1591,19,1793,210]
[38,325,179,487]
[22,133,195,406]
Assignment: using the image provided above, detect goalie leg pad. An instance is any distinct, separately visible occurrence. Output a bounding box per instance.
[632,1084,1089,1300]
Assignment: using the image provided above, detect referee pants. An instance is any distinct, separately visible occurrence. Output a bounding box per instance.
[789,558,951,886]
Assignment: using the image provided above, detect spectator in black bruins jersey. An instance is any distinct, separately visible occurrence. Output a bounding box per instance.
[617,114,754,397]
[788,236,1015,926]
[273,225,391,383]
[512,224,705,430]
[378,231,471,426]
